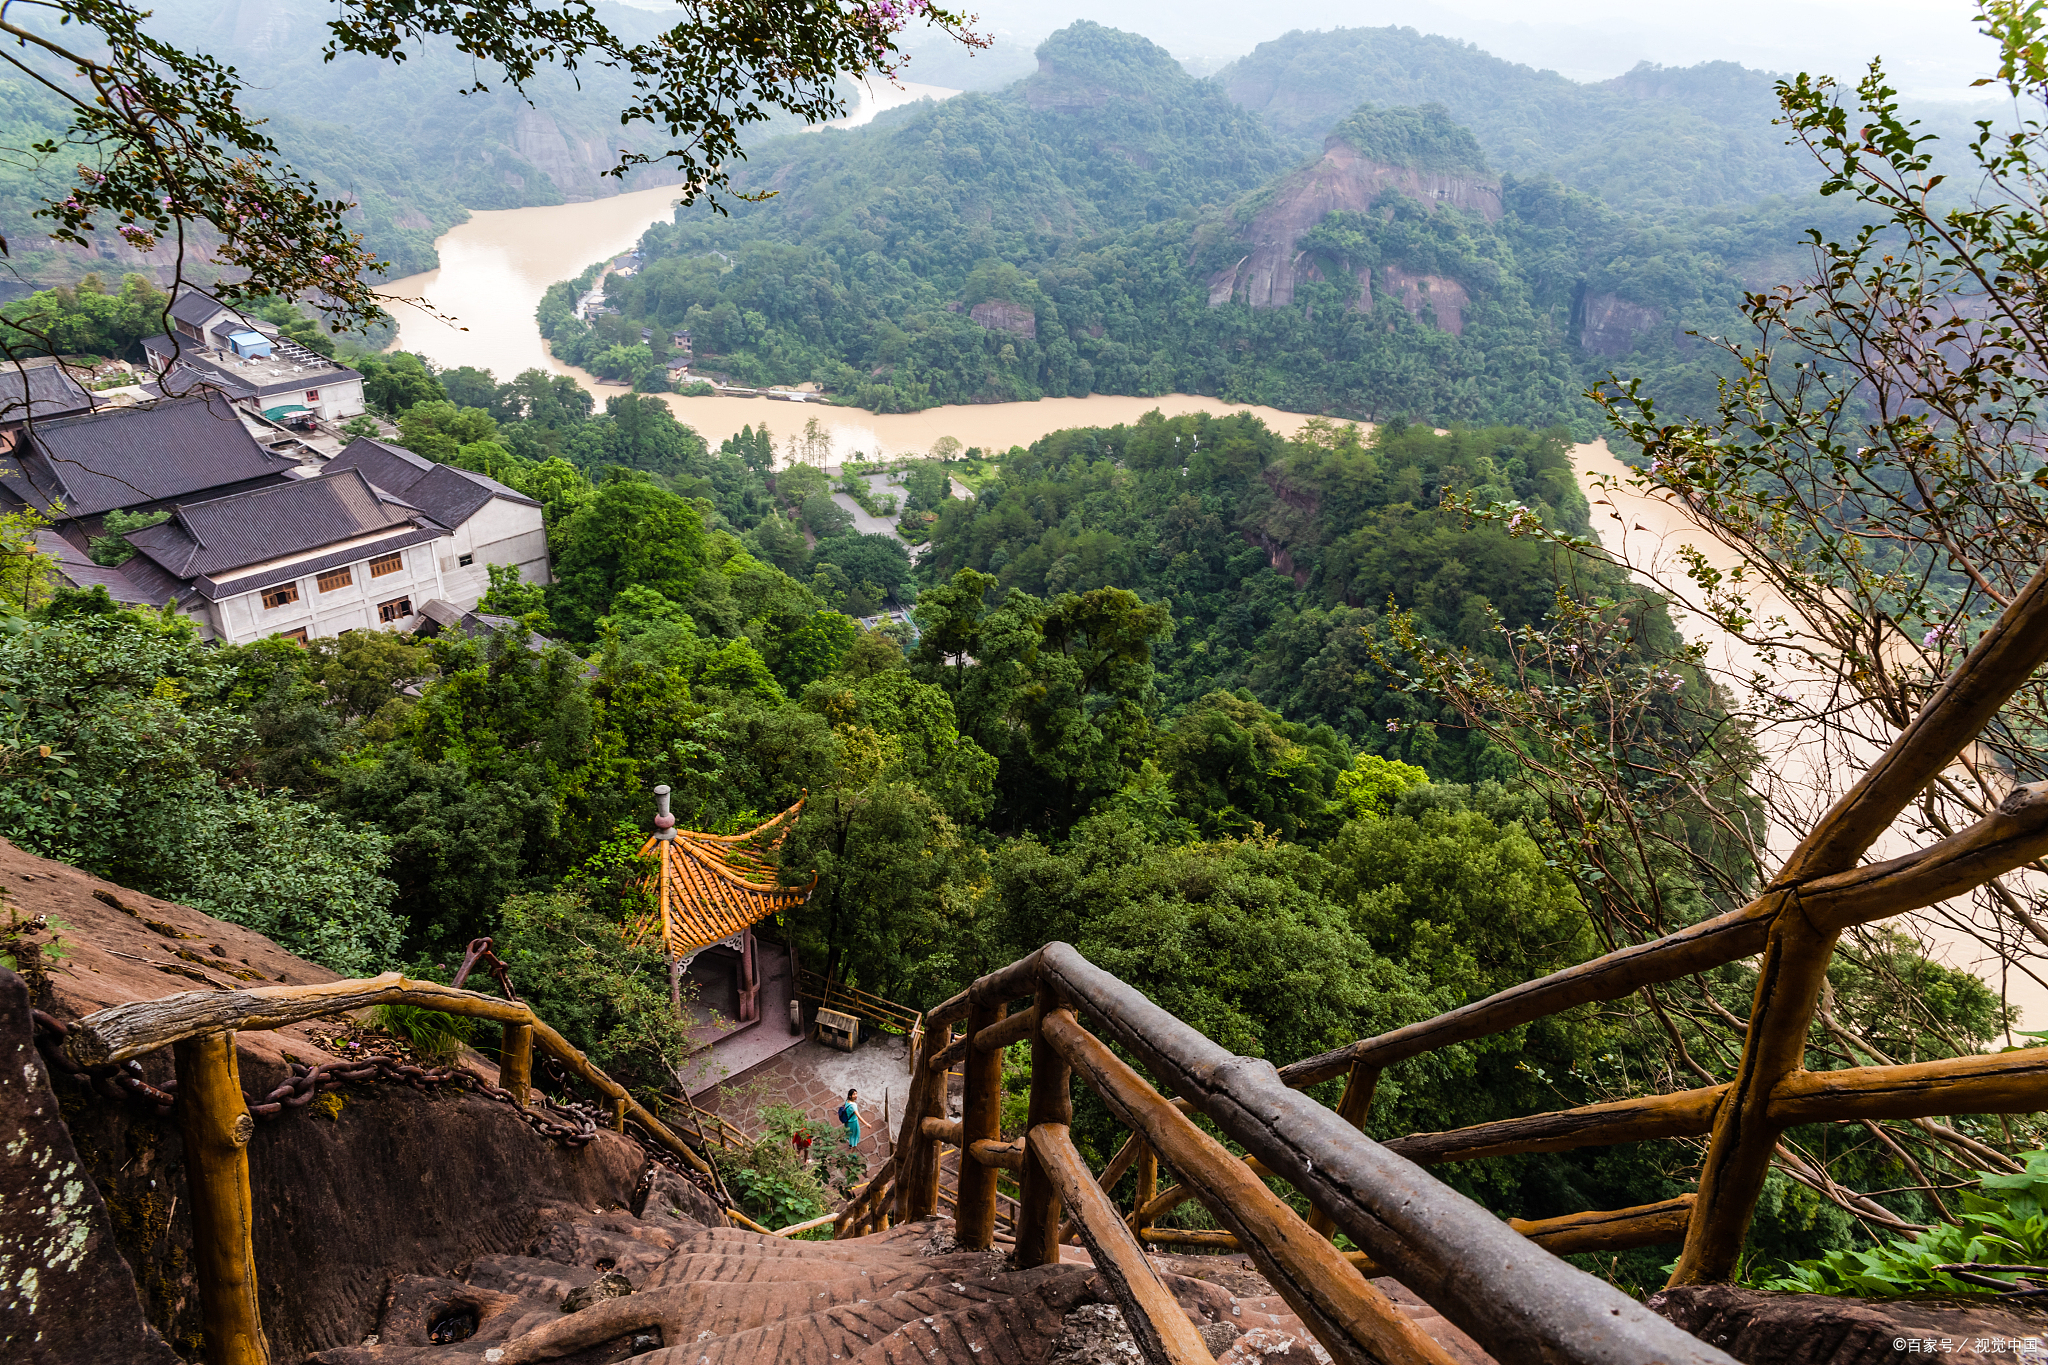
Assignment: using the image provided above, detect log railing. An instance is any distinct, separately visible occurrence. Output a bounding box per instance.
[795,967,922,1036]
[60,973,725,1365]
[877,944,1735,1365]
[860,563,2048,1365]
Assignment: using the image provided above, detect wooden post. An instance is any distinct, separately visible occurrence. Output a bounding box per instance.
[499,1022,532,1109]
[1014,989,1073,1267]
[1134,1141,1158,1234]
[175,1031,269,1365]
[897,1025,950,1222]
[1670,895,1837,1283]
[1029,1124,1218,1364]
[1309,1063,1378,1238]
[610,1095,627,1133]
[955,1000,1006,1250]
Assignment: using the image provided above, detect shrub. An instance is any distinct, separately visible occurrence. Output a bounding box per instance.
[370,1003,478,1062]
[1760,1150,2048,1296]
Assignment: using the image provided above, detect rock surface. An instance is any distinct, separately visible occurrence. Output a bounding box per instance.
[0,966,181,1364]
[3,839,662,1360]
[1210,137,1502,316]
[297,1213,1374,1365]
[1650,1283,2048,1363]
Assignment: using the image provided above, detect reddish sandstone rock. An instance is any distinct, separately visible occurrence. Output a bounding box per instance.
[0,966,180,1364]
[1650,1283,2048,1364]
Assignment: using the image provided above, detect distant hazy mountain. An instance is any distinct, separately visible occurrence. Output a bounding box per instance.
[546,22,1890,431]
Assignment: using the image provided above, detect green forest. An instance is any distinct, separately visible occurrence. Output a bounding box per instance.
[4,2,2038,1303]
[534,21,1933,432]
[0,333,2014,1284]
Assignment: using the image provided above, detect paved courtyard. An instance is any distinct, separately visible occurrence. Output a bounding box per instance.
[697,1031,917,1181]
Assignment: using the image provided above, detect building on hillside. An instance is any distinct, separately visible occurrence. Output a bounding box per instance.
[140,293,366,425]
[319,437,550,604]
[117,470,454,644]
[0,391,300,534]
[407,598,550,653]
[0,359,94,431]
[10,397,550,643]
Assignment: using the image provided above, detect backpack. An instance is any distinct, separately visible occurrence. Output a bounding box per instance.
[838,1102,855,1124]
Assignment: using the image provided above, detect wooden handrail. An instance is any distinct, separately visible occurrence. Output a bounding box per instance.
[65,972,718,1180]
[1279,780,2048,1091]
[822,559,2048,1356]
[1037,947,1734,1365]
[1028,1123,1218,1364]
[863,943,1742,1364]
[1134,1196,1696,1269]
[1042,1009,1464,1365]
[82,972,741,1365]
[1385,1084,1728,1165]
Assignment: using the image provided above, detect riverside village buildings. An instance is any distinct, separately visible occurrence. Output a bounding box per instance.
[0,317,550,646]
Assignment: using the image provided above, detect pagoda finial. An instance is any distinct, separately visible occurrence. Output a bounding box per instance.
[653,784,677,841]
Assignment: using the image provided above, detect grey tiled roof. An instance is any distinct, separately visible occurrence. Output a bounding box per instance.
[1,392,297,518]
[167,291,225,328]
[322,436,539,527]
[166,291,271,333]
[108,551,200,609]
[124,467,437,581]
[410,597,550,653]
[0,363,93,424]
[35,529,157,606]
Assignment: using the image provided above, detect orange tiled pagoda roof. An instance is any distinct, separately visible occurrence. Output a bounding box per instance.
[630,797,817,959]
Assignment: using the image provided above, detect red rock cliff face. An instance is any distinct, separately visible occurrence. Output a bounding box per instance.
[969,300,1038,339]
[1209,138,1501,325]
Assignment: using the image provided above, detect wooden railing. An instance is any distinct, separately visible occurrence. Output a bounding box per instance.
[867,946,1733,1365]
[795,967,921,1035]
[58,973,726,1365]
[853,563,2048,1365]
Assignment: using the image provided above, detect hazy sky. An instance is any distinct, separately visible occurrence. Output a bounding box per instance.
[942,0,2004,100]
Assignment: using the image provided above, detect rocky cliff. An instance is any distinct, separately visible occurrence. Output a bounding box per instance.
[1206,134,1498,330]
[0,838,667,1361]
[1574,288,1691,358]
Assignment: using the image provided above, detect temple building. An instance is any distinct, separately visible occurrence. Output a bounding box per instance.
[631,788,816,1025]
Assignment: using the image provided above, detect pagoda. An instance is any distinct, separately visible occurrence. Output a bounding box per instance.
[629,785,817,1023]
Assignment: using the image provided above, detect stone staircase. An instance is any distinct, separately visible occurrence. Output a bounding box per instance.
[304,1174,1492,1365]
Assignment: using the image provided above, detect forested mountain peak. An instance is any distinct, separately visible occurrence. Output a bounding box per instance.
[1207,102,1502,317]
[1022,21,1194,111]
[556,21,1873,427]
[1217,26,1813,213]
[1330,104,1492,179]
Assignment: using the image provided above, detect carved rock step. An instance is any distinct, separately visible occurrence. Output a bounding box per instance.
[304,1209,1363,1365]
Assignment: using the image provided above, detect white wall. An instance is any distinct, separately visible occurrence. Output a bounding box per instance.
[300,376,365,424]
[211,537,450,645]
[431,496,551,610]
